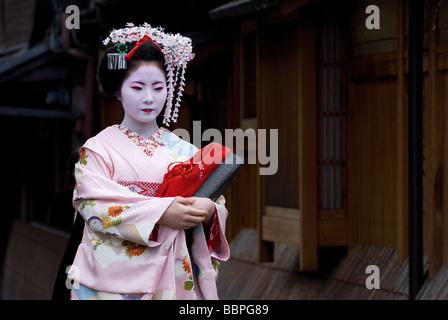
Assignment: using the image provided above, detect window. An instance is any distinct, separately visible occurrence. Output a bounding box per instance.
[318,13,348,210]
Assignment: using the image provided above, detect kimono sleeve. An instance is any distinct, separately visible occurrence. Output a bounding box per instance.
[73,145,177,247]
[208,195,230,261]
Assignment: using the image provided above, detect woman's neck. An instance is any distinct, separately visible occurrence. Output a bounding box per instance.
[120,116,159,139]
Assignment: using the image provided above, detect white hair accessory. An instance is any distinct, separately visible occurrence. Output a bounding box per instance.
[103,22,195,125]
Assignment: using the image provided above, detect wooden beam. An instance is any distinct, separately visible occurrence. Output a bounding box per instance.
[265,206,300,220]
[427,0,444,279]
[396,0,409,264]
[297,12,318,271]
[351,52,398,80]
[261,215,301,246]
[256,19,274,263]
[279,0,312,16]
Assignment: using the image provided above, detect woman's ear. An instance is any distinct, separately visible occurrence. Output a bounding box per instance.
[116,94,122,101]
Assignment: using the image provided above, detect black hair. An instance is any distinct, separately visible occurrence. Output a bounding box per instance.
[97,40,166,97]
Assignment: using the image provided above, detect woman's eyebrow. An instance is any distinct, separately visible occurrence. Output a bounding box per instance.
[130,80,164,85]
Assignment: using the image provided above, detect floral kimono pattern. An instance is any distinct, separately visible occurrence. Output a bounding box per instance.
[68,125,230,300]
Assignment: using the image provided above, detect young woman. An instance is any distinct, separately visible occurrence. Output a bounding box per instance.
[68,23,230,300]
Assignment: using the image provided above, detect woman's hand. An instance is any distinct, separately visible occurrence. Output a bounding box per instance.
[190,197,215,232]
[158,197,209,230]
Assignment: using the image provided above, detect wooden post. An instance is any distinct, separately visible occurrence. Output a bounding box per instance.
[396,0,409,264]
[256,19,274,262]
[408,0,425,300]
[427,0,443,279]
[298,12,318,271]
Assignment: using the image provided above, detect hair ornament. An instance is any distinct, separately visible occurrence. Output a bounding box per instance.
[117,43,128,53]
[103,22,195,125]
[107,43,128,70]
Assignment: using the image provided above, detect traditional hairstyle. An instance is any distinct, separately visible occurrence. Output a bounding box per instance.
[98,40,165,96]
[97,23,195,125]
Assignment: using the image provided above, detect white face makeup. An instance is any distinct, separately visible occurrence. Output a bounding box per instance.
[119,62,167,137]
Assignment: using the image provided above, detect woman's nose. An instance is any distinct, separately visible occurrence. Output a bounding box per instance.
[143,89,154,104]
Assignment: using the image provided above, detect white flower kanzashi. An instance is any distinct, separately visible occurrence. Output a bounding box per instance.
[103,22,195,126]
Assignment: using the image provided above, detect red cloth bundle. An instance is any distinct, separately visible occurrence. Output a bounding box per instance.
[153,143,233,248]
[156,143,231,198]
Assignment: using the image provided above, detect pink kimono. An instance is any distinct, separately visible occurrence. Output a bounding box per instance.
[68,125,230,300]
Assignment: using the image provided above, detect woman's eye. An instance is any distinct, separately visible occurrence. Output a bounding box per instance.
[154,87,164,91]
[132,86,142,91]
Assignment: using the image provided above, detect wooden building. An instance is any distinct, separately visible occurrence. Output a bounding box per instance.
[192,0,448,294]
[1,0,447,299]
[209,0,448,288]
[209,0,448,289]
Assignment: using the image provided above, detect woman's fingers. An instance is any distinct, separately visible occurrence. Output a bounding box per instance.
[159,197,209,230]
[175,197,196,206]
[187,207,208,217]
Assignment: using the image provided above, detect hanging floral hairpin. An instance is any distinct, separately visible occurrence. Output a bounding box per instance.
[103,22,195,125]
[107,43,128,70]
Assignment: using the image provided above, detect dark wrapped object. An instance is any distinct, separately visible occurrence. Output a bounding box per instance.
[193,151,244,201]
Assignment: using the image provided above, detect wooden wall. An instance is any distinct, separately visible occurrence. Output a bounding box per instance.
[255,10,318,271]
[257,17,302,255]
[347,0,448,279]
[256,17,301,259]
[260,19,299,210]
[345,1,405,263]
[223,163,259,242]
[423,41,448,278]
[0,0,35,53]
[348,76,398,247]
[221,0,448,278]
[2,220,69,299]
